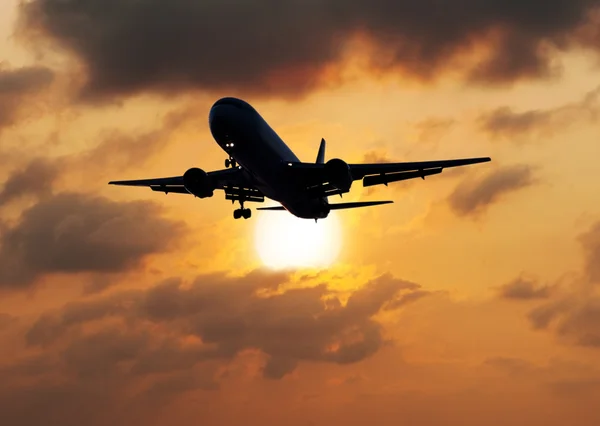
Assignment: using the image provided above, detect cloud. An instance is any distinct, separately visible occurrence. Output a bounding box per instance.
[448,165,536,217]
[498,277,554,300]
[0,102,198,198]
[16,0,600,101]
[529,296,600,348]
[0,270,429,426]
[526,221,600,348]
[479,86,600,140]
[362,151,393,164]
[0,66,53,95]
[0,65,54,128]
[5,269,600,426]
[25,271,425,378]
[0,193,185,289]
[0,159,59,207]
[413,117,456,144]
[0,101,206,292]
[578,221,600,284]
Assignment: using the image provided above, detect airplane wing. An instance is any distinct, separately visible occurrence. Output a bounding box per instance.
[287,156,491,196]
[348,157,491,180]
[109,167,265,202]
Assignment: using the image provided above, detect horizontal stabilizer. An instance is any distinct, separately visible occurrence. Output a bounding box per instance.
[256,206,287,211]
[328,200,393,210]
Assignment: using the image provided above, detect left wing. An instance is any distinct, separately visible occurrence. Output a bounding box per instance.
[109,168,265,202]
[350,157,491,187]
[348,157,490,180]
[287,156,490,195]
[258,200,393,211]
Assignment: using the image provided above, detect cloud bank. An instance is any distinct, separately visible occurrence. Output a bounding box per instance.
[17,0,600,101]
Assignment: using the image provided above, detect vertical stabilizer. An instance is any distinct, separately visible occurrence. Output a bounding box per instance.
[316,138,326,164]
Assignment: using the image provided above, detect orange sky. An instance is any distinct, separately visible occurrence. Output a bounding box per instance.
[1,1,600,425]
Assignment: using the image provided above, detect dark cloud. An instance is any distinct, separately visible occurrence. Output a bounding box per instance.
[479,86,600,139]
[527,221,600,348]
[0,159,59,207]
[26,271,425,378]
[578,221,600,284]
[448,165,536,217]
[498,277,554,300]
[0,193,185,289]
[0,66,53,95]
[0,103,209,292]
[0,65,54,128]
[0,270,425,426]
[16,0,600,101]
[529,296,600,347]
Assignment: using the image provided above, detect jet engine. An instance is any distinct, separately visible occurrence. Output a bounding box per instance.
[183,168,214,198]
[325,158,352,192]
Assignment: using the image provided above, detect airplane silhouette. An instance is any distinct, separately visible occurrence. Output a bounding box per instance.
[109,97,490,220]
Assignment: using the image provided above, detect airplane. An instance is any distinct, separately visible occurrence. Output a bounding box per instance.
[109,97,491,220]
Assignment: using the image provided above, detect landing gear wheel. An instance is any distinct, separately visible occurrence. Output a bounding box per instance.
[233,209,242,219]
[242,209,252,219]
[225,158,231,168]
[224,158,237,168]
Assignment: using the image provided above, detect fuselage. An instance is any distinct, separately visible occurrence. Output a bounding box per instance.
[209,97,330,219]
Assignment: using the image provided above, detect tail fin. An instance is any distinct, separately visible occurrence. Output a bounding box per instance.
[316,138,326,164]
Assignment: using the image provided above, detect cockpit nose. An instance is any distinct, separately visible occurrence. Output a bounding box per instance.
[211,97,253,111]
[208,97,254,135]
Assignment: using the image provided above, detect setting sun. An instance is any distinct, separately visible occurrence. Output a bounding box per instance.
[254,210,343,269]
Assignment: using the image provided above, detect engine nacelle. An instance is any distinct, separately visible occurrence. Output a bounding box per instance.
[183,167,214,198]
[325,158,352,192]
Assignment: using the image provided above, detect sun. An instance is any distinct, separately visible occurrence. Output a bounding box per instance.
[254,210,343,269]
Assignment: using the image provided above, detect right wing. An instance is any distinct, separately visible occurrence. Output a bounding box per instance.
[109,168,265,202]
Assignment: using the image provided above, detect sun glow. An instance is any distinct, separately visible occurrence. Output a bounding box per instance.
[254,210,343,269]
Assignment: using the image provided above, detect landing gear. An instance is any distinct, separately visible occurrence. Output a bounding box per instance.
[225,157,237,168]
[233,198,251,220]
[233,208,251,219]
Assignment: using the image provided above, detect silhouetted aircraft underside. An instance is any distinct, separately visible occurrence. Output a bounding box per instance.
[110,97,490,220]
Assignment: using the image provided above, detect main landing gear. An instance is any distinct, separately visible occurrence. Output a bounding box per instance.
[225,157,237,168]
[233,199,251,220]
[233,208,251,219]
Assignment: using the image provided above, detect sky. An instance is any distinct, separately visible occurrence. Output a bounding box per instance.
[1,0,600,425]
